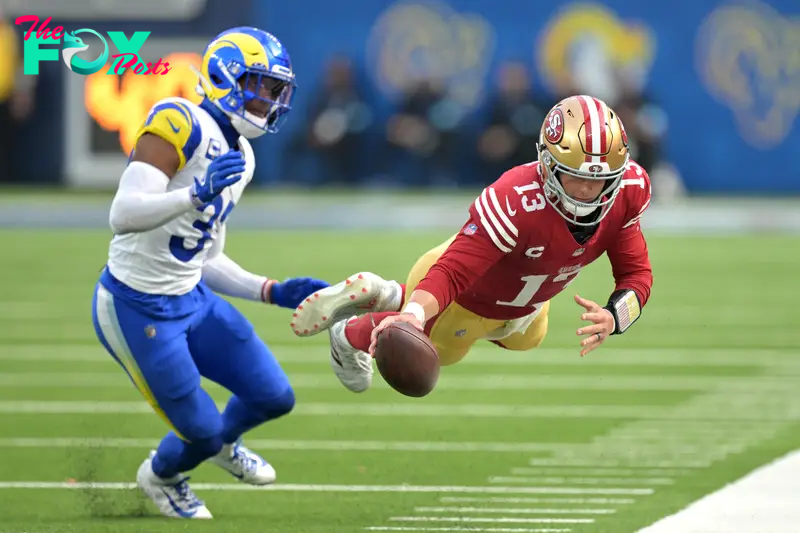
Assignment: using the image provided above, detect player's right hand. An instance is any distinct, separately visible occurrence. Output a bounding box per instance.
[192,151,245,205]
[368,313,424,357]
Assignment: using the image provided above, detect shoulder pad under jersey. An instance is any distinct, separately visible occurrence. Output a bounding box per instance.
[135,100,203,170]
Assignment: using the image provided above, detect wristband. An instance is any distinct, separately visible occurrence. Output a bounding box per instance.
[402,302,426,324]
[604,289,641,334]
[260,279,276,304]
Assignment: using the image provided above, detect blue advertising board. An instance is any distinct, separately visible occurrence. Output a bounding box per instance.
[254,0,799,193]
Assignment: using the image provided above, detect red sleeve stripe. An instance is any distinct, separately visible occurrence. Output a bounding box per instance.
[473,191,514,253]
[488,187,519,237]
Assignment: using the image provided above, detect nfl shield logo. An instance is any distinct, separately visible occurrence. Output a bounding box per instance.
[464,223,478,236]
[455,329,467,337]
[573,248,585,257]
[145,325,157,338]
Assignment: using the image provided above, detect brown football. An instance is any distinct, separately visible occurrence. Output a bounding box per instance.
[374,321,440,397]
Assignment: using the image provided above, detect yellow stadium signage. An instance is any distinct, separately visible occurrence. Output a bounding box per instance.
[84,52,203,155]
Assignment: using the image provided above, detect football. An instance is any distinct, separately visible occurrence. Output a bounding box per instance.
[374,321,440,397]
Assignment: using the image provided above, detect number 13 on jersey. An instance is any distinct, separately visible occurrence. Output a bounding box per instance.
[496,269,581,308]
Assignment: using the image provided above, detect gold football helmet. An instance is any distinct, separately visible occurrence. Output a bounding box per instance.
[538,95,630,226]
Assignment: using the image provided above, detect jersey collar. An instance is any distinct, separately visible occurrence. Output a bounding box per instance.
[200,98,240,148]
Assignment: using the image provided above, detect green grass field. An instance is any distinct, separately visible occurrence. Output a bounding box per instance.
[1,229,799,533]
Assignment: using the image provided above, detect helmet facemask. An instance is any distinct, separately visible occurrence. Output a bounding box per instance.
[194,55,296,139]
[540,144,628,227]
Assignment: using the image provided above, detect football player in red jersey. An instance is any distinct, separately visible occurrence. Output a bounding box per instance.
[292,95,653,393]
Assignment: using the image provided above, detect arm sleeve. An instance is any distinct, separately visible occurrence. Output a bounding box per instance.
[108,161,195,234]
[202,225,270,302]
[108,101,206,235]
[607,165,654,307]
[414,185,518,312]
[606,220,652,307]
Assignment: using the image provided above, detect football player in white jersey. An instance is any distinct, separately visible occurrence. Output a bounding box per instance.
[91,27,328,519]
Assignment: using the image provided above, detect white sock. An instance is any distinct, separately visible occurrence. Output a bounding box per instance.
[384,280,403,311]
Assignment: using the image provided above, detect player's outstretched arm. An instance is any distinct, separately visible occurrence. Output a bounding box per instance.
[202,225,329,307]
[368,221,510,353]
[574,216,652,359]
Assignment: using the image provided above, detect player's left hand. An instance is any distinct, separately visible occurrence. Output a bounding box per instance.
[270,277,330,309]
[574,294,615,357]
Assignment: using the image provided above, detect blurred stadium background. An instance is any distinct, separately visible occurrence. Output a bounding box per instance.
[1,1,799,532]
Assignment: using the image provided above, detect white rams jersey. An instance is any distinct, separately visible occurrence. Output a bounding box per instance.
[107,97,255,295]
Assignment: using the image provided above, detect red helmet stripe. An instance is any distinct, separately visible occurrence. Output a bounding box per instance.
[577,95,594,154]
[593,96,608,155]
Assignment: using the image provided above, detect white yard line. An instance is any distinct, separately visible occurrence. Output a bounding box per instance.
[0,345,793,367]
[527,458,711,468]
[364,526,572,533]
[0,401,665,418]
[0,437,568,453]
[439,497,635,505]
[636,448,800,533]
[0,481,649,495]
[388,517,593,525]
[0,372,796,391]
[414,507,615,515]
[510,467,690,477]
[489,477,674,486]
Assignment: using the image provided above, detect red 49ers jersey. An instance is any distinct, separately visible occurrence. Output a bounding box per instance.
[415,161,653,321]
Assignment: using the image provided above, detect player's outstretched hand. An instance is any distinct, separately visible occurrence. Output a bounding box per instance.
[271,277,330,309]
[574,294,615,357]
[192,151,246,205]
[368,313,424,357]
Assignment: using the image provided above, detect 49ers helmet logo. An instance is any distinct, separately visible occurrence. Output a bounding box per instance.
[544,108,564,144]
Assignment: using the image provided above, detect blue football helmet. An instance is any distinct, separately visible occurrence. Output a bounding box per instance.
[194,27,297,138]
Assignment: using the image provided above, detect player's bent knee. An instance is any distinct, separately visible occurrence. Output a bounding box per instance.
[495,315,549,352]
[190,433,225,458]
[435,347,470,367]
[249,386,296,421]
[162,387,224,445]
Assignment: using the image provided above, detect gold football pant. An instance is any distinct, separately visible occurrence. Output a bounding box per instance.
[403,236,550,366]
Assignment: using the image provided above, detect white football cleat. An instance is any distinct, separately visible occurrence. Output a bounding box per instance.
[291,271,401,337]
[329,318,373,393]
[210,440,276,485]
[136,452,212,519]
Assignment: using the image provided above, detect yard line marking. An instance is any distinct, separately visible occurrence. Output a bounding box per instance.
[636,448,800,533]
[1,372,797,392]
[0,437,569,453]
[510,365,800,507]
[439,497,635,505]
[414,507,615,515]
[3,400,795,421]
[527,459,711,469]
[364,526,572,533]
[510,467,691,477]
[0,401,668,419]
[0,482,650,495]
[1,345,794,367]
[389,517,593,525]
[489,477,674,486]
[1,401,797,422]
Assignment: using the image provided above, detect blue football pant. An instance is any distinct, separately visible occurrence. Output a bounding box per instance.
[92,283,295,478]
